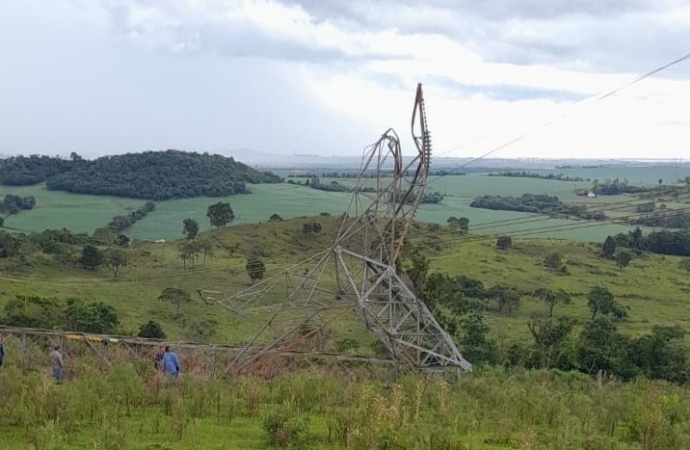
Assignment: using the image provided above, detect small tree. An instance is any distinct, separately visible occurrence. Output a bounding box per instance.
[534,288,572,317]
[544,252,562,270]
[206,202,235,228]
[80,245,104,271]
[487,285,521,315]
[602,236,617,259]
[302,222,322,235]
[197,237,215,267]
[137,320,166,339]
[158,287,192,319]
[616,250,633,269]
[246,256,266,285]
[496,236,512,250]
[457,217,469,234]
[179,240,197,269]
[64,298,120,334]
[104,248,128,279]
[182,218,200,240]
[587,286,627,320]
[268,214,284,222]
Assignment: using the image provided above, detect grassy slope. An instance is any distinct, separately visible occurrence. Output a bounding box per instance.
[1,216,689,347]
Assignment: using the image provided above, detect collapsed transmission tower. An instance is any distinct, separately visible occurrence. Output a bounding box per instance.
[200,84,472,374]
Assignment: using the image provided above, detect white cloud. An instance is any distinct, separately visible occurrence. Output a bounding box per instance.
[0,0,689,161]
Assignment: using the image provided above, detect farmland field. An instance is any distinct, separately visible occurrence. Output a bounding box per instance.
[0,172,659,242]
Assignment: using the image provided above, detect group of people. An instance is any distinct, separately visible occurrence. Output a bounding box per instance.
[0,341,181,382]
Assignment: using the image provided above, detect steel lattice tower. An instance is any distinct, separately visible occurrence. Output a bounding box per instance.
[200,84,472,375]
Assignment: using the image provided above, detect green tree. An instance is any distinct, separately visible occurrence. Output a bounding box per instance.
[576,316,636,378]
[137,320,166,339]
[179,240,197,269]
[543,252,562,270]
[104,248,128,279]
[602,235,617,259]
[158,287,192,319]
[587,286,627,320]
[302,222,322,235]
[2,295,62,328]
[527,312,575,369]
[246,255,266,285]
[206,202,234,228]
[630,325,689,384]
[92,227,116,245]
[182,218,200,240]
[534,287,572,317]
[64,298,120,334]
[496,236,512,250]
[457,217,469,234]
[616,250,633,269]
[0,217,4,228]
[197,237,215,267]
[115,234,130,247]
[487,285,521,315]
[457,299,496,365]
[268,213,284,222]
[80,245,104,271]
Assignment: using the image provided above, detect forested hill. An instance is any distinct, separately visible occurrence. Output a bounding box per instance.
[0,150,282,200]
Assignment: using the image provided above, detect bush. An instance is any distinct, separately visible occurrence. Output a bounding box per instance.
[263,404,311,448]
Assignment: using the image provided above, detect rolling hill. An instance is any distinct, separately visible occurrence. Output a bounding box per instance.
[0,150,282,200]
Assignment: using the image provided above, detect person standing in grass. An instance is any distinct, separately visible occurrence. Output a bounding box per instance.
[0,341,4,368]
[162,346,180,379]
[49,345,64,382]
[154,346,165,372]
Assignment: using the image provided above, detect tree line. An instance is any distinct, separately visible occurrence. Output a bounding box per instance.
[470,193,562,214]
[0,150,281,200]
[405,248,690,384]
[487,171,587,182]
[603,226,690,257]
[286,177,444,204]
[0,195,37,226]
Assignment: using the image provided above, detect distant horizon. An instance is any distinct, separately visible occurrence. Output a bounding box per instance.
[1,148,688,163]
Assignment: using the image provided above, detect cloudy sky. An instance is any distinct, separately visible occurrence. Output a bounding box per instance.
[1,0,689,160]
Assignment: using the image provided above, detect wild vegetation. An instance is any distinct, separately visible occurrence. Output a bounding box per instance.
[0,151,281,200]
[5,360,690,449]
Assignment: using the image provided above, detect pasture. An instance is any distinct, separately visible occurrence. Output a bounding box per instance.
[0,171,656,242]
[1,216,689,347]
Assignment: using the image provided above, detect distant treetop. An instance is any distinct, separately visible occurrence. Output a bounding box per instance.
[0,150,282,200]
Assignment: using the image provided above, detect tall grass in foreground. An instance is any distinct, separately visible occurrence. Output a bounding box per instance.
[2,362,690,449]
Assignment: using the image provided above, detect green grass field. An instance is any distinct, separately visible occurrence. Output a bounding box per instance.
[1,216,688,347]
[1,176,649,243]
[4,363,690,450]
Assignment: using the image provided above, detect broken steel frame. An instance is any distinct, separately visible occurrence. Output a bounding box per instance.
[200,83,472,374]
[0,325,396,379]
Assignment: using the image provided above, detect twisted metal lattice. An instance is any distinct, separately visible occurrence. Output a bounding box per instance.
[201,83,472,374]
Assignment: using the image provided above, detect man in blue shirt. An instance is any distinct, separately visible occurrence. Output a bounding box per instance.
[162,346,180,379]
